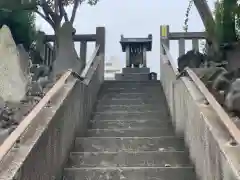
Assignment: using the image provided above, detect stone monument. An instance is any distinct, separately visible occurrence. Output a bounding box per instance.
[0,25,30,102]
[17,44,32,78]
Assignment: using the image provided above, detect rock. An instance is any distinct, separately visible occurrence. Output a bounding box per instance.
[30,64,39,73]
[28,81,43,96]
[0,97,5,111]
[224,79,240,114]
[0,128,10,145]
[177,50,205,72]
[194,67,227,84]
[38,76,50,89]
[12,104,34,123]
[0,25,29,102]
[31,64,50,81]
[17,44,32,78]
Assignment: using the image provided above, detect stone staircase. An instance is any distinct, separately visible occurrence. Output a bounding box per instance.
[115,67,152,81]
[62,81,197,180]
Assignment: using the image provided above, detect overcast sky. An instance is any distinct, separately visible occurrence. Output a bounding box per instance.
[36,0,215,74]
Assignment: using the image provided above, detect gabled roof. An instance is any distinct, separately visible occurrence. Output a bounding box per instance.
[120,34,152,52]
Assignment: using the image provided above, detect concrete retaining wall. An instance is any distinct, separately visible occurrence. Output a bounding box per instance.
[0,54,104,180]
[160,54,240,180]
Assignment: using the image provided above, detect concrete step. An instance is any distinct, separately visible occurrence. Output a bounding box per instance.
[100,84,163,93]
[95,99,165,106]
[95,104,165,113]
[92,111,169,121]
[102,81,161,87]
[62,81,197,180]
[86,128,175,137]
[98,93,164,100]
[98,94,163,102]
[101,83,162,88]
[101,86,162,90]
[98,91,163,96]
[88,119,172,129]
[115,73,150,81]
[103,80,161,83]
[93,110,167,115]
[99,88,163,94]
[63,167,197,180]
[122,67,150,74]
[66,151,191,168]
[73,137,186,152]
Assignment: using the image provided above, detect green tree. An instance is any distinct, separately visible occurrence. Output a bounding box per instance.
[213,0,240,43]
[1,0,100,35]
[222,0,237,43]
[214,0,224,43]
[185,0,240,47]
[0,10,36,50]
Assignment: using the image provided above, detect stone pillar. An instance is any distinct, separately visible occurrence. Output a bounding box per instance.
[80,41,87,70]
[192,39,199,51]
[178,38,185,57]
[160,25,170,80]
[96,27,105,58]
[47,47,51,66]
[96,27,106,81]
[126,46,131,67]
[160,25,170,55]
[142,47,147,67]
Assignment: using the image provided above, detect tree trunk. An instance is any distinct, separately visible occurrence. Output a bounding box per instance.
[193,0,220,55]
[52,21,61,61]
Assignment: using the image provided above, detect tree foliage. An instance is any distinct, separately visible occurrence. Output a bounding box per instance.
[34,0,100,31]
[184,0,240,45]
[183,0,193,32]
[1,0,100,32]
[0,10,36,50]
[214,0,223,43]
[214,0,238,43]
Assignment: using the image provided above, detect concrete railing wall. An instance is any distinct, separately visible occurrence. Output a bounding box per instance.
[31,27,102,67]
[42,42,55,66]
[0,27,105,180]
[160,25,240,180]
[43,27,104,69]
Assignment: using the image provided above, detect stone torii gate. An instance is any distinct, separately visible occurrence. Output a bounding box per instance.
[120,34,152,68]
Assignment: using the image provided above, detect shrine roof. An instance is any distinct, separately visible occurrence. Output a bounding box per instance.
[120,35,152,52]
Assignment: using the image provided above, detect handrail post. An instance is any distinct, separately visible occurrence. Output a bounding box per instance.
[178,38,185,57]
[160,25,170,70]
[192,39,199,51]
[80,41,87,69]
[96,27,105,58]
[160,25,170,55]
